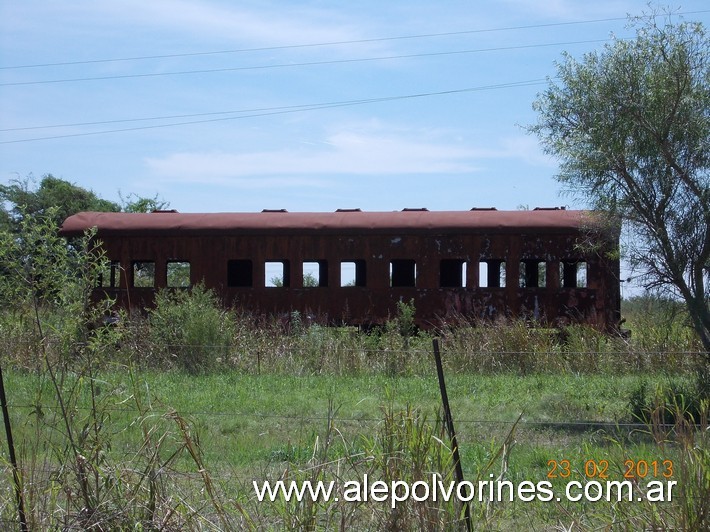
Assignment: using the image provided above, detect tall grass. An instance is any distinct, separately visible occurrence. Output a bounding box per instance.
[0,287,707,529]
[605,394,710,531]
[3,289,704,377]
[102,294,702,377]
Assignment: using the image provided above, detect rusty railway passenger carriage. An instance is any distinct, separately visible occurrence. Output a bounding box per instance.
[60,208,621,330]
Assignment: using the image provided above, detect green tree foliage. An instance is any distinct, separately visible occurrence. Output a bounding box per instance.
[0,204,11,233]
[119,191,170,213]
[530,12,710,353]
[0,174,120,230]
[303,272,318,287]
[1,174,171,229]
[0,173,170,314]
[0,206,110,342]
[269,272,318,287]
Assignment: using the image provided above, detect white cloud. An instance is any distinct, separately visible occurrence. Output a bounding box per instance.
[498,135,556,167]
[87,0,371,51]
[144,122,550,187]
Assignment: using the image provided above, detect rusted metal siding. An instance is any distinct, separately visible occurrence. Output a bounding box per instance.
[60,209,621,330]
[60,209,605,236]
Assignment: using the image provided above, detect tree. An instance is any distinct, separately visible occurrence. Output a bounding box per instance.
[0,205,108,320]
[269,272,319,287]
[0,174,120,230]
[0,204,11,233]
[119,191,170,213]
[529,12,710,354]
[1,174,172,226]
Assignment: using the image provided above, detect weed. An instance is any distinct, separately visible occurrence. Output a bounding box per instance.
[627,377,709,426]
[607,396,709,531]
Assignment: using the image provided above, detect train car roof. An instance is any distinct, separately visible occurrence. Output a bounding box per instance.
[60,208,609,237]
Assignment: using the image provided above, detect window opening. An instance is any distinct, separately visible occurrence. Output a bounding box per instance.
[227,260,252,287]
[390,259,416,287]
[99,260,121,288]
[440,259,466,287]
[340,260,366,287]
[520,260,546,288]
[167,261,191,288]
[561,261,587,288]
[132,261,155,288]
[479,261,488,287]
[303,261,328,287]
[577,262,587,287]
[265,260,290,287]
[479,260,505,287]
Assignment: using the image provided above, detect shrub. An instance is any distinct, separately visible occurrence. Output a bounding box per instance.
[149,284,235,373]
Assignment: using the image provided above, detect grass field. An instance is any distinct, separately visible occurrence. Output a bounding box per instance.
[0,293,708,529]
[5,369,679,468]
[2,354,707,530]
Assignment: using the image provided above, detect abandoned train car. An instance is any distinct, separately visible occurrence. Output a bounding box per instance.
[59,208,621,330]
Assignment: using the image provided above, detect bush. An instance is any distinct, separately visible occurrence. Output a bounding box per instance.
[149,284,235,373]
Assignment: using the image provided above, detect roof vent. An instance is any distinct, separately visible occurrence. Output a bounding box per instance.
[261,209,288,213]
[336,208,362,212]
[402,207,429,212]
[151,209,178,213]
[533,206,566,211]
[470,207,497,211]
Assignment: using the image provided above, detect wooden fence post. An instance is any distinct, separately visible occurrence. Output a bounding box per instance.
[433,338,471,532]
[0,363,28,531]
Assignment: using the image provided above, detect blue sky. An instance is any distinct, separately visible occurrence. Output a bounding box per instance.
[1,1,708,218]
